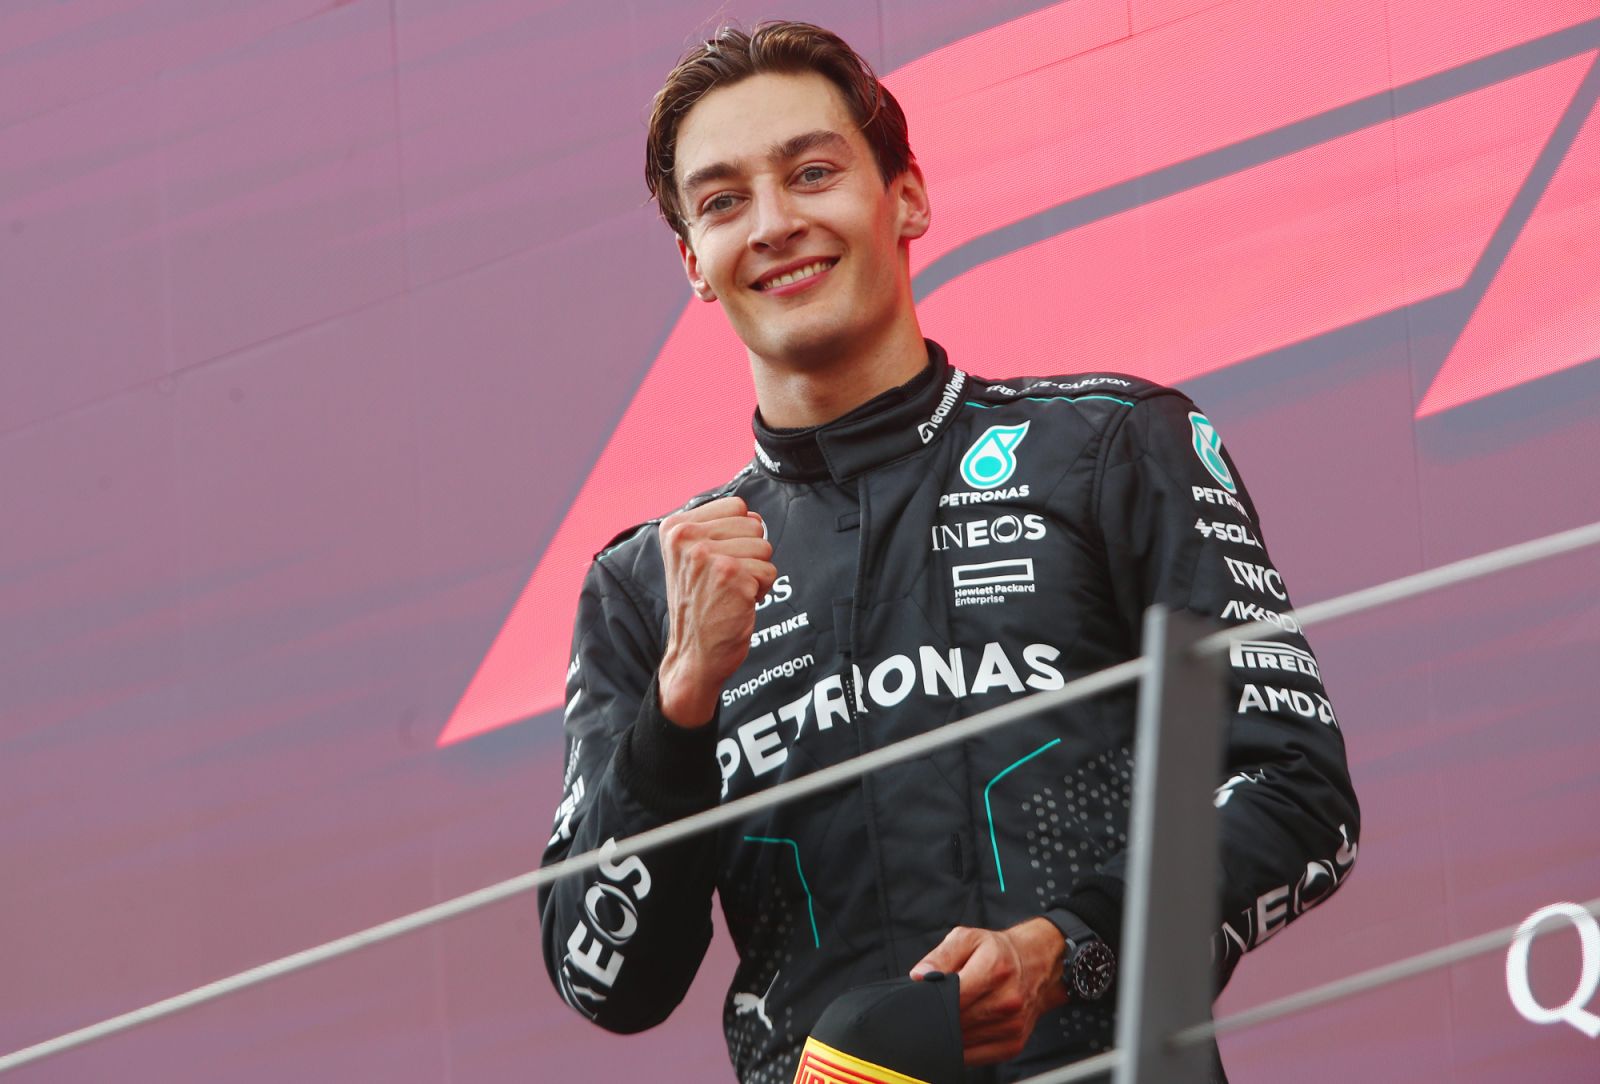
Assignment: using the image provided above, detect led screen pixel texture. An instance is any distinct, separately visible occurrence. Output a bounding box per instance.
[2,1,1598,1080]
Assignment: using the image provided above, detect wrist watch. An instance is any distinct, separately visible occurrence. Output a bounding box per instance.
[1043,907,1116,1002]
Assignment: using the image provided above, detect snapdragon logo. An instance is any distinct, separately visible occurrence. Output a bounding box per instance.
[1507,902,1600,1039]
[722,653,815,707]
[961,422,1030,489]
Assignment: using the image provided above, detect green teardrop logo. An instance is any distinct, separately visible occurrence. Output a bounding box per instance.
[960,421,1030,489]
[1188,411,1237,494]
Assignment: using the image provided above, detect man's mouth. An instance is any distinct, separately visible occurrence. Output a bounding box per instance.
[753,258,839,292]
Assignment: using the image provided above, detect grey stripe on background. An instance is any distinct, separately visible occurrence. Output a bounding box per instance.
[912,18,1600,301]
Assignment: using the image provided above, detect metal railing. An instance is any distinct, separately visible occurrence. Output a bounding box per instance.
[3,519,1598,1078]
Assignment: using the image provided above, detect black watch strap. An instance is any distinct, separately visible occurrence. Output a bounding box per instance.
[1042,906,1098,949]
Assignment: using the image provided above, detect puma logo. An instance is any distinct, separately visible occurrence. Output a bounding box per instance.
[733,971,779,1031]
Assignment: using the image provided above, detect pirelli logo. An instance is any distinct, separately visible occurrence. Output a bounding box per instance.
[792,1038,926,1084]
[1229,639,1320,681]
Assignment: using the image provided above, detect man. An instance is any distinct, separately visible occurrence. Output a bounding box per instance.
[538,21,1359,1083]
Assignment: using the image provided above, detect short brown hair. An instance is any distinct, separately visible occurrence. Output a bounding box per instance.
[645,21,914,239]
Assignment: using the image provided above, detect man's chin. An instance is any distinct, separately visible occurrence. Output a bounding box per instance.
[745,317,857,371]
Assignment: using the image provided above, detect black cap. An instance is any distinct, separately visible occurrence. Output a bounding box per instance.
[791,973,964,1084]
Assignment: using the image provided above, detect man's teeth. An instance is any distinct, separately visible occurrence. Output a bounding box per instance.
[761,261,832,290]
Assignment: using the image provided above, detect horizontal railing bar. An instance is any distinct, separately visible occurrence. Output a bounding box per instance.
[1196,519,1600,656]
[1175,894,1600,1046]
[5,520,1597,1072]
[0,660,1147,1072]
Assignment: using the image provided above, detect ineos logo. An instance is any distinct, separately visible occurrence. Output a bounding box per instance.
[1505,902,1600,1038]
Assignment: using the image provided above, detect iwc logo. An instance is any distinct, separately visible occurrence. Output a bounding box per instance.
[1188,412,1236,494]
[961,421,1030,489]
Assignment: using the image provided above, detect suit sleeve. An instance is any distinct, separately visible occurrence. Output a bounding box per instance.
[1090,391,1360,991]
[536,547,722,1032]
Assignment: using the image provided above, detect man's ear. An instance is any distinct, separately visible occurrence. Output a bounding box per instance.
[679,235,718,302]
[895,161,931,242]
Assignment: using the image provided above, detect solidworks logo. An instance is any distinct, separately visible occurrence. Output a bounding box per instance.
[437,0,1600,745]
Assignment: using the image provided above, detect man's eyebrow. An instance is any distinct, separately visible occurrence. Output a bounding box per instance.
[680,129,853,200]
[771,128,851,163]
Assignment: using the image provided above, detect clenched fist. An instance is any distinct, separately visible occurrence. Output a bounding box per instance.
[657,496,778,728]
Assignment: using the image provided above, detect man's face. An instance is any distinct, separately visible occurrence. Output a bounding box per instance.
[673,71,928,368]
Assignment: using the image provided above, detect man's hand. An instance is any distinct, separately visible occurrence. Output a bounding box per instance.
[910,917,1068,1065]
[657,496,778,728]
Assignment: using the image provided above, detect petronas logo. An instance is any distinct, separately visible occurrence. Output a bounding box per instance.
[960,421,1030,489]
[1188,411,1237,494]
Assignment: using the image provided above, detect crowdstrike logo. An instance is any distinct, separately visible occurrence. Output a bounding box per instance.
[918,368,968,443]
[751,612,809,648]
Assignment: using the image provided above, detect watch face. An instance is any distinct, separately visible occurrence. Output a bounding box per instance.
[1071,941,1117,1001]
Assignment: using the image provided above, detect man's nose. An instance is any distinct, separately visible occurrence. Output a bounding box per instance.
[747,184,807,251]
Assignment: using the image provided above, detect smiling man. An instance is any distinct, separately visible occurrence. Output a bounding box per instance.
[538,21,1359,1084]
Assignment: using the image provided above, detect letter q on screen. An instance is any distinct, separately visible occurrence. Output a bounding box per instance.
[1505,902,1600,1038]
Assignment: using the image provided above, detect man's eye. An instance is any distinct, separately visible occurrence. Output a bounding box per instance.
[797,166,832,184]
[703,194,740,216]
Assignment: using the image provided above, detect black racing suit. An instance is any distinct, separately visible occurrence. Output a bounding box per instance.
[538,341,1359,1084]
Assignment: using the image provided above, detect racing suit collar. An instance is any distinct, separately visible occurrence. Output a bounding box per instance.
[752,340,967,483]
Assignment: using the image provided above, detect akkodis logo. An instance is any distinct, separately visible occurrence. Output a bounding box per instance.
[961,422,1030,490]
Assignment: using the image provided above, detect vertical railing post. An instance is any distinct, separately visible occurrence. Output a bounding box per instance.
[1112,606,1228,1084]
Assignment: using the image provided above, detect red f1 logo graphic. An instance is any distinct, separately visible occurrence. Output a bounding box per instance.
[438,0,1600,745]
